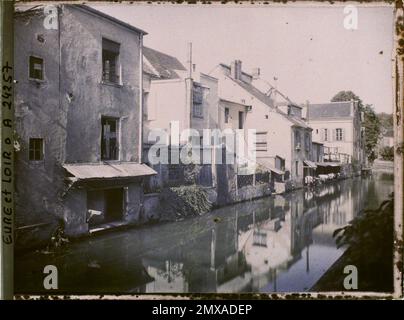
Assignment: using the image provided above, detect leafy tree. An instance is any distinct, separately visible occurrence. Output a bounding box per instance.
[331,91,380,164]
[377,112,393,133]
[380,146,394,161]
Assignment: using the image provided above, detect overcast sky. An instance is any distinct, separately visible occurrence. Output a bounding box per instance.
[93,3,394,114]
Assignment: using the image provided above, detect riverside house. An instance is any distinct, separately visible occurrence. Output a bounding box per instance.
[14,5,156,249]
[305,101,365,176]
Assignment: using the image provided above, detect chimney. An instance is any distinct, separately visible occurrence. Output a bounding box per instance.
[230,60,242,80]
[252,67,260,80]
[230,61,237,79]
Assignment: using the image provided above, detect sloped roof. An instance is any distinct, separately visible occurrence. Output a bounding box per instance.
[227,76,310,129]
[63,163,156,180]
[143,46,186,80]
[307,102,352,119]
[219,63,253,78]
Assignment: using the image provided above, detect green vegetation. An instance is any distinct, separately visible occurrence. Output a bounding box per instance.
[379,146,394,161]
[160,185,212,220]
[377,112,393,133]
[331,91,381,164]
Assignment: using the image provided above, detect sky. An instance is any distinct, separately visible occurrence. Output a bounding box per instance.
[93,3,395,114]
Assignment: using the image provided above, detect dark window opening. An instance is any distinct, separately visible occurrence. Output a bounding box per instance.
[29,138,43,161]
[101,116,119,160]
[192,85,204,118]
[29,56,43,80]
[238,111,244,129]
[224,107,229,124]
[102,38,120,84]
[295,131,301,148]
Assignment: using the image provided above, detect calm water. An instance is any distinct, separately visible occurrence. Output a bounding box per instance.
[15,173,394,294]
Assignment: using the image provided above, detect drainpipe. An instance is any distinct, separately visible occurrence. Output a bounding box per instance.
[186,43,193,132]
[138,33,143,163]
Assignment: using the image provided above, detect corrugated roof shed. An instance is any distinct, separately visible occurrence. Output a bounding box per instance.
[143,46,186,79]
[63,163,156,180]
[307,102,352,119]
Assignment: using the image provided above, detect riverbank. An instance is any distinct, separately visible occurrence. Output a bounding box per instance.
[311,195,394,293]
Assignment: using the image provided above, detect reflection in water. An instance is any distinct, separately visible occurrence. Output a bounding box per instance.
[15,174,394,294]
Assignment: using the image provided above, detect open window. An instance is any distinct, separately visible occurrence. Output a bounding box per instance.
[102,38,121,84]
[101,116,119,160]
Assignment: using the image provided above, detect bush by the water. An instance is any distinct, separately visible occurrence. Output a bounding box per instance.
[332,194,394,291]
[160,185,212,220]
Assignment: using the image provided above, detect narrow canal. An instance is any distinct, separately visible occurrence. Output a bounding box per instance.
[15,173,394,294]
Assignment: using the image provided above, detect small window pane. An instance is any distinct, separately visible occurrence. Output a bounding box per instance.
[29,138,43,161]
[29,56,43,80]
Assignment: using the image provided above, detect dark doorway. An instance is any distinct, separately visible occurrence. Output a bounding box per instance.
[105,188,124,222]
[87,188,124,227]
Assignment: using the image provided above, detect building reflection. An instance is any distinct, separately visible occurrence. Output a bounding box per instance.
[141,177,376,293]
[14,175,393,294]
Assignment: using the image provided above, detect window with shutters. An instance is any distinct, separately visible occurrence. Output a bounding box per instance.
[255,132,267,152]
[102,38,121,84]
[29,56,44,80]
[192,85,204,118]
[101,116,119,160]
[336,128,343,141]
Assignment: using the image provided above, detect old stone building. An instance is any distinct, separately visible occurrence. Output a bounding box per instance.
[14,5,155,249]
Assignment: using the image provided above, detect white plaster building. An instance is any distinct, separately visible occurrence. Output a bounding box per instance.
[210,60,313,189]
[305,101,365,169]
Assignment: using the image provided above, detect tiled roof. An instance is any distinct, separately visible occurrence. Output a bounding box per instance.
[143,46,186,80]
[307,102,352,119]
[227,76,310,129]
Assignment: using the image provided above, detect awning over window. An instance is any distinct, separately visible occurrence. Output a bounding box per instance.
[316,162,341,167]
[63,162,157,180]
[303,160,317,169]
[269,167,285,175]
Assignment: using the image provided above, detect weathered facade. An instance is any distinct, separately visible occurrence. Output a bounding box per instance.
[14,5,155,249]
[142,47,219,193]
